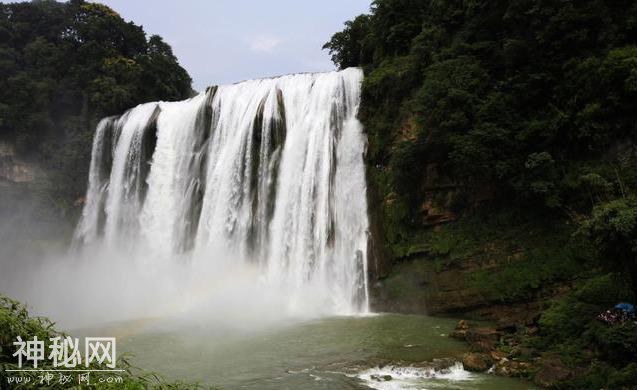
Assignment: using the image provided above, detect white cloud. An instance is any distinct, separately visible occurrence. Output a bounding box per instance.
[249,34,282,53]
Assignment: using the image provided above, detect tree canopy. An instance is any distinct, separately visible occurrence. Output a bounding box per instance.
[0,0,192,203]
[325,0,637,294]
[326,1,637,219]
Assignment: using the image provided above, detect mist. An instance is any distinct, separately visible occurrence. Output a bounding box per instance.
[0,241,339,330]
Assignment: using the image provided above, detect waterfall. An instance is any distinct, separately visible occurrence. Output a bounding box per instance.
[74,68,369,314]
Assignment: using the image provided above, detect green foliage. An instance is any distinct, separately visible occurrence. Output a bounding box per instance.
[0,295,212,389]
[538,274,635,347]
[0,0,192,210]
[325,0,637,229]
[420,210,586,302]
[472,245,582,303]
[574,273,636,307]
[322,14,372,69]
[421,211,508,260]
[361,55,421,163]
[577,196,637,296]
[0,296,57,349]
[537,294,599,349]
[381,208,590,306]
[530,275,637,387]
[556,362,637,390]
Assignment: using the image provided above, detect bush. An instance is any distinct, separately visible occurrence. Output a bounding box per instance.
[0,295,212,389]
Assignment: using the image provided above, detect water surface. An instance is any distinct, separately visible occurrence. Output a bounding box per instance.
[80,314,534,389]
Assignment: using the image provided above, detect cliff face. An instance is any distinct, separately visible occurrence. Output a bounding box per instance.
[0,141,41,183]
[369,235,571,324]
[363,138,583,324]
[0,140,71,256]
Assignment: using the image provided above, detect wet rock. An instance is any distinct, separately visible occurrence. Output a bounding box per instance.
[471,340,496,353]
[450,330,466,340]
[492,358,533,377]
[465,327,500,352]
[451,320,470,340]
[462,352,493,372]
[429,358,458,371]
[451,322,501,352]
[508,346,538,359]
[370,374,392,382]
[490,350,507,361]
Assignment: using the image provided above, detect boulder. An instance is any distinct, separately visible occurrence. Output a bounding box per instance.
[462,352,493,372]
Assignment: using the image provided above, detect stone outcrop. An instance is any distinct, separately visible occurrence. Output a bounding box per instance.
[0,141,41,183]
[491,358,534,377]
[451,320,580,386]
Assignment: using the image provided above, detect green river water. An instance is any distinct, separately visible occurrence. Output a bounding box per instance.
[79,314,534,389]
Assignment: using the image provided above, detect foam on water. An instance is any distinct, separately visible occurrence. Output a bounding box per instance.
[355,363,475,390]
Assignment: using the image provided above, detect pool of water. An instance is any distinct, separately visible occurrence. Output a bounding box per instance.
[77,314,534,389]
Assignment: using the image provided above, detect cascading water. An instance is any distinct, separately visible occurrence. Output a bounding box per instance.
[73,68,370,314]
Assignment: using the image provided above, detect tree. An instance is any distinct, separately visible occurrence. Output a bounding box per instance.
[0,0,192,207]
[322,15,371,69]
[578,197,637,298]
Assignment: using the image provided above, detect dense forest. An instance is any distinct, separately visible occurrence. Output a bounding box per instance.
[0,0,192,206]
[326,0,637,387]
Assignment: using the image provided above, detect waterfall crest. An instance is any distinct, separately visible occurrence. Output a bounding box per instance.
[74,68,369,314]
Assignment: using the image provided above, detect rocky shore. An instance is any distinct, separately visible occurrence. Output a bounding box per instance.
[452,319,576,388]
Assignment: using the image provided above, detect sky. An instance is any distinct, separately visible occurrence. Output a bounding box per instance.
[92,0,372,91]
